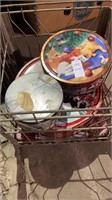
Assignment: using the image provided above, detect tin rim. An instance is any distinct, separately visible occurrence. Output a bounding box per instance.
[16,57,41,78]
[41,28,111,85]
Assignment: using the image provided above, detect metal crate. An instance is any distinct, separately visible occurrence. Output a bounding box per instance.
[0,0,112,145]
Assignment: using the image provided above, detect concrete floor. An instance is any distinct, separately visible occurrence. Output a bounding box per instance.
[0,140,112,200]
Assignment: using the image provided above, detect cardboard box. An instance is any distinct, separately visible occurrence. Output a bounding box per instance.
[26,1,110,34]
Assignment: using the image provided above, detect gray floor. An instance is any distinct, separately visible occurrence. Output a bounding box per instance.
[0,139,112,200]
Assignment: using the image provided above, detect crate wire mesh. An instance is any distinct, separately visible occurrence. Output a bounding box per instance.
[0,0,112,144]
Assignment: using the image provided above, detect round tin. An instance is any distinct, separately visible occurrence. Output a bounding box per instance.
[41,86,103,138]
[15,57,62,129]
[41,29,110,94]
[62,86,102,129]
[62,78,102,95]
[16,57,44,78]
[5,73,63,123]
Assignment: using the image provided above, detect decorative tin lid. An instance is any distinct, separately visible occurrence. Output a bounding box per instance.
[41,29,110,84]
[5,73,63,123]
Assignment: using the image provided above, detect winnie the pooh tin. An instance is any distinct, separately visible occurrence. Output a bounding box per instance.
[41,29,110,94]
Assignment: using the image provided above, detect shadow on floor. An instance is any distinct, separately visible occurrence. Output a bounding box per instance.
[20,140,111,189]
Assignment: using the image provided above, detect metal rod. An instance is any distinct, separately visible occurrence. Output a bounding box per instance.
[0,107,112,115]
[103,85,112,98]
[5,60,15,80]
[3,126,112,134]
[103,67,112,83]
[21,7,42,52]
[7,8,22,50]
[0,113,112,122]
[15,135,112,144]
[7,8,32,57]
[0,43,8,94]
[1,6,110,14]
[21,131,33,144]
[0,107,112,119]
[0,1,110,9]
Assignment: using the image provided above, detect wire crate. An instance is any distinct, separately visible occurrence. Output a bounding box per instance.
[0,0,112,145]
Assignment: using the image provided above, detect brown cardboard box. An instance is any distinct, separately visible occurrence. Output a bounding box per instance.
[26,1,110,34]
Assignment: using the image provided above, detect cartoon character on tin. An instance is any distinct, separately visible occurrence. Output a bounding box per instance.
[56,34,108,80]
[45,31,109,81]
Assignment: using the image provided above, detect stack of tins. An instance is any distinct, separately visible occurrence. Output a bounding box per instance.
[13,28,111,141]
